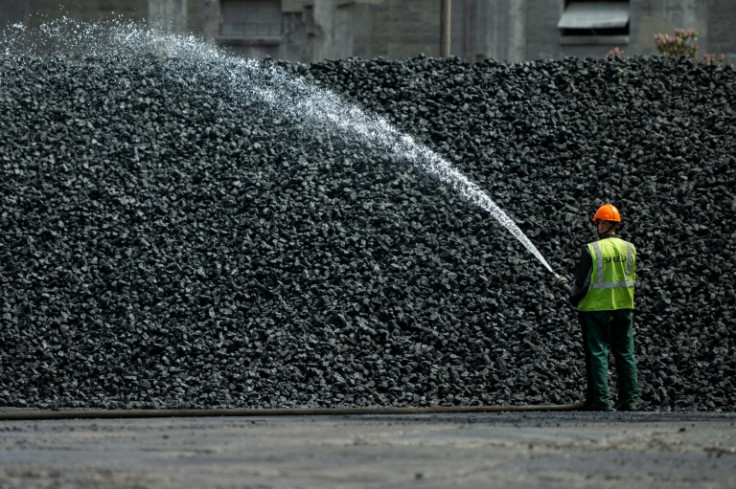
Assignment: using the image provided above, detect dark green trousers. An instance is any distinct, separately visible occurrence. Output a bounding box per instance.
[578,309,639,408]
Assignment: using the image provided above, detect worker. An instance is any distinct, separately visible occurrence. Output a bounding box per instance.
[557,203,639,411]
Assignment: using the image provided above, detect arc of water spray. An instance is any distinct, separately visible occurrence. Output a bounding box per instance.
[247,64,557,277]
[2,17,557,279]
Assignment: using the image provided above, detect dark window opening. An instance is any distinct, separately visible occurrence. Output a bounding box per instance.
[560,25,629,37]
[558,1,630,38]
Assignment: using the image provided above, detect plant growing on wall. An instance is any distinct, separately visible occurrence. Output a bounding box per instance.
[654,28,699,58]
[654,28,726,64]
[703,53,726,64]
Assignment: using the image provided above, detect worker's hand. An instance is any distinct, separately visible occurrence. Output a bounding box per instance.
[554,274,572,294]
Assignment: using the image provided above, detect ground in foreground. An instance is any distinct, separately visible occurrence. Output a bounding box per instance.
[0,411,734,488]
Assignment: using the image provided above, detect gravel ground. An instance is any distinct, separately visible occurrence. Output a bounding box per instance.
[1,19,735,411]
[0,412,735,489]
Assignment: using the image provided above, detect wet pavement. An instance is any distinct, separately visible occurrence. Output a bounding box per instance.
[0,411,735,488]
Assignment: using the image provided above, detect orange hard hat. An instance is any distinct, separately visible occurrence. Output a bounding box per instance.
[592,203,621,223]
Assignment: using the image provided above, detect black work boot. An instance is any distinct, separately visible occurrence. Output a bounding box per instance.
[615,402,637,412]
[583,402,613,412]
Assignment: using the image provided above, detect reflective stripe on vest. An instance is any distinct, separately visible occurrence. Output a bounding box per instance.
[588,240,636,290]
[577,237,636,311]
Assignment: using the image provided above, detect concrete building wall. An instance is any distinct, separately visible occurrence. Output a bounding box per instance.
[0,0,26,27]
[210,0,441,62]
[23,0,148,23]
[632,0,706,55]
[490,0,732,62]
[1,0,734,63]
[526,0,560,60]
[482,0,527,62]
[709,0,736,60]
[381,0,440,59]
[148,0,188,33]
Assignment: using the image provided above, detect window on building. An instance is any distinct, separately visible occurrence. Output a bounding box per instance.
[219,0,282,41]
[558,0,629,42]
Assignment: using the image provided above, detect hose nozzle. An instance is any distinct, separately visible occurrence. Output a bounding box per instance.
[554,273,572,294]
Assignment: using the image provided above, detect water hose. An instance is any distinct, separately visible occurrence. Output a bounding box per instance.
[0,403,584,421]
[554,273,573,294]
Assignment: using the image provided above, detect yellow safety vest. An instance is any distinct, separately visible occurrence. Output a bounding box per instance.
[577,237,636,311]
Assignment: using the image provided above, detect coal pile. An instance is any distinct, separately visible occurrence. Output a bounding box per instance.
[1,24,735,411]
